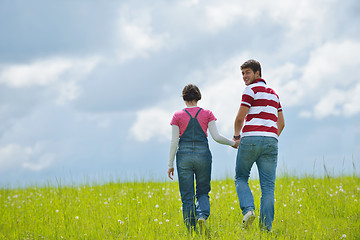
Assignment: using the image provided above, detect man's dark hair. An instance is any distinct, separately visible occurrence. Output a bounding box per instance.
[182,84,201,101]
[241,59,262,77]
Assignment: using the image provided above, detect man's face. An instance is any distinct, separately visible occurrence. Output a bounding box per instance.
[241,68,256,86]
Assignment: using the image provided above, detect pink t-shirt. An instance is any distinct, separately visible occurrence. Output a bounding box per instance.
[170,107,217,137]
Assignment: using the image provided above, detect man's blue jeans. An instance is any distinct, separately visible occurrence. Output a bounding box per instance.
[176,142,212,228]
[235,136,278,230]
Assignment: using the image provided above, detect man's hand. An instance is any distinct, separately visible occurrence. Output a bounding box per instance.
[168,168,174,180]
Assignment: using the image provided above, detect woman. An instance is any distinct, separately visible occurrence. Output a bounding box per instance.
[167,84,239,233]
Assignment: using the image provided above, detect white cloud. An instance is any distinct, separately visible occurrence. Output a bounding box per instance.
[0,142,54,172]
[130,37,360,142]
[180,0,199,7]
[22,153,54,171]
[301,40,360,90]
[313,89,346,119]
[188,0,332,37]
[75,112,118,129]
[343,83,360,117]
[56,81,81,105]
[0,56,101,104]
[1,0,359,185]
[204,3,247,32]
[0,58,72,87]
[267,0,329,33]
[116,6,170,62]
[312,82,360,119]
[130,54,249,142]
[301,40,360,118]
[264,39,360,119]
[130,107,173,142]
[299,110,312,118]
[265,62,302,107]
[200,55,248,133]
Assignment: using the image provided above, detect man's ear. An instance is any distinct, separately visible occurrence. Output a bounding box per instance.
[255,70,260,78]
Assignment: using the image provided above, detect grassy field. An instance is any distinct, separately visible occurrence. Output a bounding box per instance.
[1,176,359,239]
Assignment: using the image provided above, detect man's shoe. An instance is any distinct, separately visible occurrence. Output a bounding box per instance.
[242,210,255,229]
[197,217,207,235]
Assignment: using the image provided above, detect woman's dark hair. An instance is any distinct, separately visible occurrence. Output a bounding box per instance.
[182,84,201,102]
[241,59,262,77]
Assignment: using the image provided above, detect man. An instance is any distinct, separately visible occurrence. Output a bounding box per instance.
[233,59,285,231]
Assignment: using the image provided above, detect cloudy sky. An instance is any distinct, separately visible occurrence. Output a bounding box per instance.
[1,0,359,187]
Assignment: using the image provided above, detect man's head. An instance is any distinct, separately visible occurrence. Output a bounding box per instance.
[240,59,262,86]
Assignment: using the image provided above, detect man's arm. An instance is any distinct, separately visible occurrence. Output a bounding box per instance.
[234,105,250,138]
[277,110,285,136]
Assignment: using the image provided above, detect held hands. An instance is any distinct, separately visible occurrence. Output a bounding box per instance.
[232,135,240,149]
[232,140,240,149]
[168,168,174,180]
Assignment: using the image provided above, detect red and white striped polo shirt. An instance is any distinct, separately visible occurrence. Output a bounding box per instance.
[241,79,282,139]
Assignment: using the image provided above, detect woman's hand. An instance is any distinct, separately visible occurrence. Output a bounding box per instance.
[232,140,240,149]
[168,168,174,180]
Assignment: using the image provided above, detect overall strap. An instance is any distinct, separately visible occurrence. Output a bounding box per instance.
[183,109,192,118]
[183,108,202,119]
[194,108,202,118]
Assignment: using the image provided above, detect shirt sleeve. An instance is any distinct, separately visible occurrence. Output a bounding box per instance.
[168,125,180,168]
[170,112,178,126]
[241,86,254,108]
[208,110,217,122]
[208,120,236,146]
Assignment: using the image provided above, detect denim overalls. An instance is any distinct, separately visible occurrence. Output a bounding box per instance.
[176,108,212,229]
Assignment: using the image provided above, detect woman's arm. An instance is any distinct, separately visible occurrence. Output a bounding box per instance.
[168,125,179,167]
[208,120,236,146]
[168,125,180,180]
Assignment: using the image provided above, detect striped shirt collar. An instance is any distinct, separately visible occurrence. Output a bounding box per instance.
[254,78,266,84]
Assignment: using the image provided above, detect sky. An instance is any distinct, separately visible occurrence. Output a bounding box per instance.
[0,0,359,187]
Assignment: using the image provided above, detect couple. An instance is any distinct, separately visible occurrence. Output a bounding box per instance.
[167,59,285,233]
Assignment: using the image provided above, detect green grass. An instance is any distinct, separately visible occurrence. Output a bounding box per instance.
[1,176,359,239]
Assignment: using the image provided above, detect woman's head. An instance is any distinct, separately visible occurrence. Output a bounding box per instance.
[182,84,201,102]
